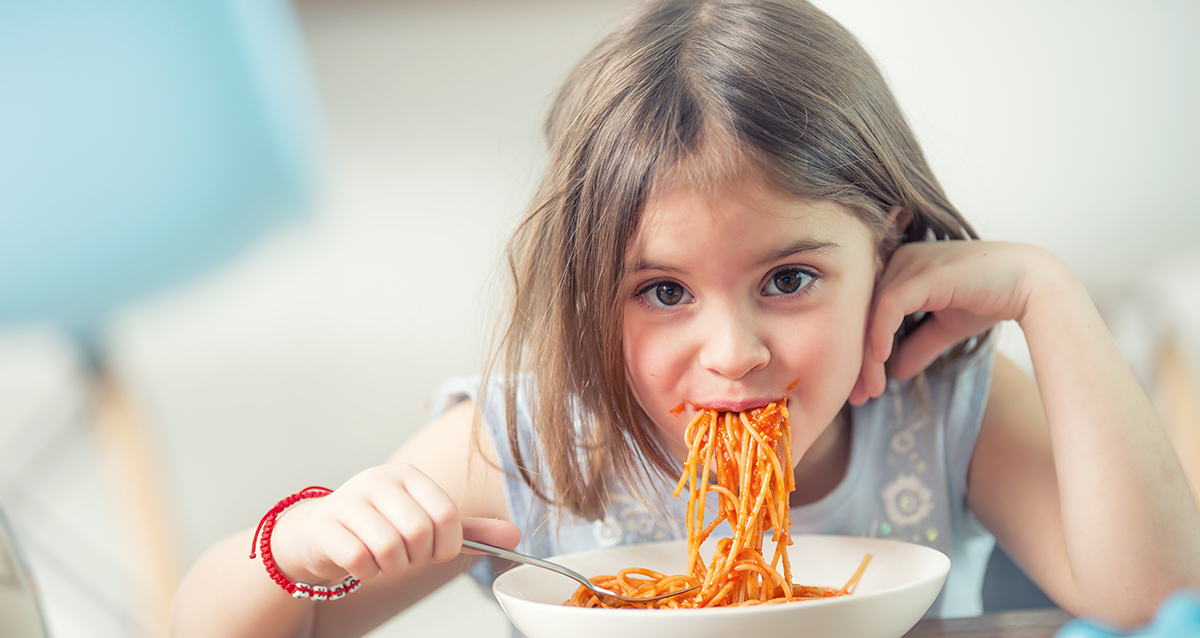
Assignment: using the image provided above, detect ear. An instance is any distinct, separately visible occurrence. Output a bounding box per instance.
[886,206,912,235]
[876,206,912,281]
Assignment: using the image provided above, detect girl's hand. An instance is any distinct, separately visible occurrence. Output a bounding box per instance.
[266,463,520,586]
[850,241,1053,405]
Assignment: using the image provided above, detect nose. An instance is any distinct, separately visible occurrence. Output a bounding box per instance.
[696,303,770,380]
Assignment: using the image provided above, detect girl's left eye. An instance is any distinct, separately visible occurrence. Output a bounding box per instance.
[762,267,816,296]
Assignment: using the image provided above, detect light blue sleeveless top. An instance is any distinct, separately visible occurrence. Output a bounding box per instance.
[427,342,995,619]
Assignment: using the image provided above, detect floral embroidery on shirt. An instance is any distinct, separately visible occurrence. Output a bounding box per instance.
[592,515,623,547]
[882,473,935,528]
[891,429,915,454]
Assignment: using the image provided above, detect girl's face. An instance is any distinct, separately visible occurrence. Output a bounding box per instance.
[622,178,882,465]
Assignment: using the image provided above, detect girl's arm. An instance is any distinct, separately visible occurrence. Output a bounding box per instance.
[853,241,1200,627]
[170,400,518,638]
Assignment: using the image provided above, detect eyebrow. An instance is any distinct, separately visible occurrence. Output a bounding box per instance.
[630,239,841,274]
[753,239,841,268]
[629,260,685,274]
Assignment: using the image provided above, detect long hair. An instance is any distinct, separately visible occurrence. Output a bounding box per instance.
[483,0,978,521]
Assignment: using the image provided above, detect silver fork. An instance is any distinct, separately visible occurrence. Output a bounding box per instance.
[462,540,699,605]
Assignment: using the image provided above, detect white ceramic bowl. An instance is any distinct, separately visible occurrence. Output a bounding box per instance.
[492,534,950,638]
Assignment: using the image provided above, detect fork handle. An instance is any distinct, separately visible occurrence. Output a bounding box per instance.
[463,540,699,604]
[461,540,597,589]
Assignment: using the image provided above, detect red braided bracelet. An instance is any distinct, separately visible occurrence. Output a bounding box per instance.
[250,486,361,601]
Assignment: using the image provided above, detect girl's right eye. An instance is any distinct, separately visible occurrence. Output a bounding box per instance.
[636,280,693,308]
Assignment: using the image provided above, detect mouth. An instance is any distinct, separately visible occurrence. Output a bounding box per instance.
[689,396,783,413]
[671,380,799,416]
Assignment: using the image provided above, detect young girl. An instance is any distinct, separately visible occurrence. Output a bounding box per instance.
[171,0,1200,635]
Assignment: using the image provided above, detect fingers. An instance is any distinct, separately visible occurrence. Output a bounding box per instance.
[284,464,484,585]
[889,314,960,381]
[305,514,383,582]
[321,517,387,581]
[869,275,945,361]
[356,491,426,576]
[863,241,1015,393]
[382,469,462,564]
[849,345,884,406]
[855,268,933,403]
[461,517,521,552]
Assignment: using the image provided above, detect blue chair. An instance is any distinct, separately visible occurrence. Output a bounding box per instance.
[0,2,322,634]
[0,0,321,350]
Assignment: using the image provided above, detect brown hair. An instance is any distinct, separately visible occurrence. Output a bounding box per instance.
[483,0,979,521]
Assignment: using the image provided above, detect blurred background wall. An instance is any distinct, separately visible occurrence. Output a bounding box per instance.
[1,1,1197,637]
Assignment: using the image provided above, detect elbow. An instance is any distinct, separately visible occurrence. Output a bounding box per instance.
[1058,571,1200,630]
[1059,597,1153,631]
[1061,590,1200,635]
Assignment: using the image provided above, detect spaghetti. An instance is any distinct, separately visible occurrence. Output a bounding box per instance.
[565,399,871,608]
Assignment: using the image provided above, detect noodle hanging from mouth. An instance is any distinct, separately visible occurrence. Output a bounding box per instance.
[565,400,871,608]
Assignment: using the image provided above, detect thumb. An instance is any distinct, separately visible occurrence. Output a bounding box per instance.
[461,517,521,553]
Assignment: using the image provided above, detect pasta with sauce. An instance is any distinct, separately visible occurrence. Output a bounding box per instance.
[565,400,871,608]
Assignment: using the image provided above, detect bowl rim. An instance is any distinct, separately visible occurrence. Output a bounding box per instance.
[491,533,951,616]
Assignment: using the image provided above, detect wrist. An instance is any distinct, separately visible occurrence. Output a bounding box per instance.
[263,500,324,585]
[1012,246,1078,327]
[250,486,361,601]
[1014,249,1100,358]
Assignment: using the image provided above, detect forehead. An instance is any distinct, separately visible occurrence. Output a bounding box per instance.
[630,179,878,267]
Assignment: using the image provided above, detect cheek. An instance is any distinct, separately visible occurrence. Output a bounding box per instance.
[777,308,868,464]
[789,330,862,388]
[622,316,655,386]
[773,265,875,446]
[622,301,699,369]
[623,312,695,455]
[622,313,675,407]
[779,301,870,398]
